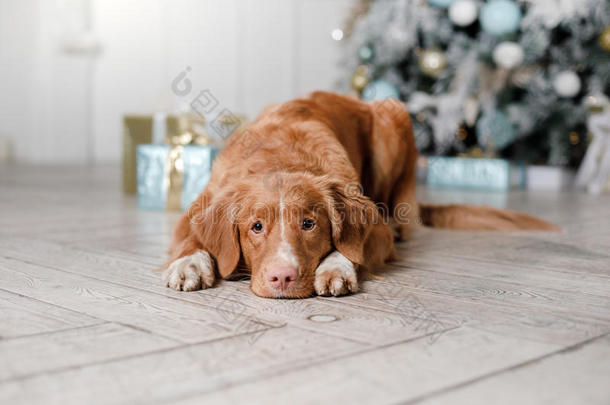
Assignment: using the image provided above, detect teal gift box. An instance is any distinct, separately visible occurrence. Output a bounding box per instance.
[136,144,219,211]
[426,157,525,191]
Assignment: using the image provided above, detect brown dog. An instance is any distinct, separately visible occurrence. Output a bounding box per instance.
[162,91,557,298]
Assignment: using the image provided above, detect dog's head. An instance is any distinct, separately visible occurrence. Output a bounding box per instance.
[190,173,377,298]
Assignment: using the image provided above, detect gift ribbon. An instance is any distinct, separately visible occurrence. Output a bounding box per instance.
[152,112,167,144]
[164,115,211,211]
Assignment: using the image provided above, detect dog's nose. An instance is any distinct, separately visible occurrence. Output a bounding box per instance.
[267,266,297,290]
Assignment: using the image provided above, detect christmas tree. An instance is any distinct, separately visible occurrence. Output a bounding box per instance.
[342,0,610,167]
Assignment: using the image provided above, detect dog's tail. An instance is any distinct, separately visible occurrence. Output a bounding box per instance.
[419,203,560,231]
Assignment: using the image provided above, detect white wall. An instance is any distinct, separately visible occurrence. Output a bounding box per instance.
[0,0,354,164]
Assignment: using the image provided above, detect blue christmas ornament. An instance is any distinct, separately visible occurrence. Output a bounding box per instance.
[428,0,455,8]
[480,0,522,36]
[358,45,374,62]
[362,79,400,101]
[476,110,515,151]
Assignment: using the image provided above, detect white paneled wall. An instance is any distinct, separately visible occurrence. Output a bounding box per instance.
[0,0,354,164]
[0,0,38,162]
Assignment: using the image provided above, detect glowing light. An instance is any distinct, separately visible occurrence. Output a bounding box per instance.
[331,28,344,41]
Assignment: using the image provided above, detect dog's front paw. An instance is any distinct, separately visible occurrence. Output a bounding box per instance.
[162,251,216,291]
[314,251,358,296]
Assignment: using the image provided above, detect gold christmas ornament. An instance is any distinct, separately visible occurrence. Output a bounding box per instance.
[418,49,448,77]
[586,94,608,113]
[599,26,610,51]
[351,65,370,92]
[455,126,468,141]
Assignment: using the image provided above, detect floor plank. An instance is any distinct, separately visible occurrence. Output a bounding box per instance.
[345,278,609,346]
[383,265,610,321]
[418,333,610,405]
[0,326,366,405]
[0,289,101,340]
[173,326,562,405]
[0,256,276,344]
[0,322,177,382]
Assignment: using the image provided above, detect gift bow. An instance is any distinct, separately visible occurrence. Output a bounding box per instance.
[164,115,212,211]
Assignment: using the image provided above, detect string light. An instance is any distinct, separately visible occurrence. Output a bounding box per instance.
[331,28,344,41]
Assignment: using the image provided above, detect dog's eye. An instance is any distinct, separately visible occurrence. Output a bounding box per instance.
[302,218,315,230]
[251,222,264,233]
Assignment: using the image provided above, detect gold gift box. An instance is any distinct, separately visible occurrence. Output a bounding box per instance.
[123,111,247,193]
[123,114,208,194]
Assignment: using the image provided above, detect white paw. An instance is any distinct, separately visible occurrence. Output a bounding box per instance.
[314,251,358,296]
[162,251,215,291]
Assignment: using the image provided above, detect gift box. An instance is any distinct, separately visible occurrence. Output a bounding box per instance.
[123,114,180,193]
[123,113,208,194]
[426,156,525,191]
[527,165,574,191]
[137,142,219,211]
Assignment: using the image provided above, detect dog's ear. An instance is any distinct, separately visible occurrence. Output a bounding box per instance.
[325,181,377,265]
[190,191,241,278]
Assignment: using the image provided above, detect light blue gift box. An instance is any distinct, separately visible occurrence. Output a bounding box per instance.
[136,144,219,211]
[426,157,525,191]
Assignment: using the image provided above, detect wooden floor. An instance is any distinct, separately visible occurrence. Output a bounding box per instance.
[1,165,609,405]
